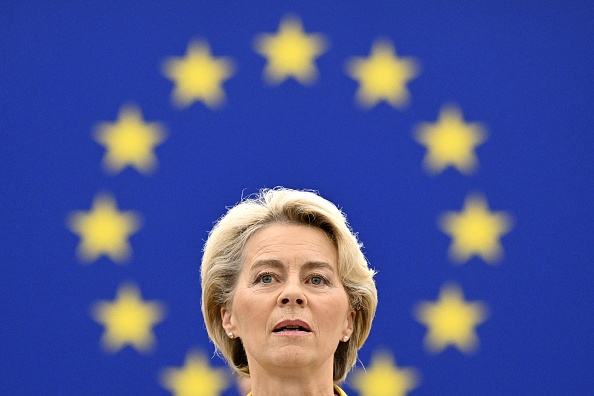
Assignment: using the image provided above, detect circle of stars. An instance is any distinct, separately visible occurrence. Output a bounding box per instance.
[66,12,514,396]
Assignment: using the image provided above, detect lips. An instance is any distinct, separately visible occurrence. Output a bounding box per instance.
[272,319,312,333]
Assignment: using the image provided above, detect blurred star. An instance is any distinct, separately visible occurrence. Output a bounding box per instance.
[346,40,419,109]
[415,105,487,174]
[415,283,488,353]
[67,194,141,263]
[440,194,513,263]
[92,283,165,353]
[94,104,166,174]
[163,41,234,109]
[160,351,230,396]
[254,15,327,85]
[352,351,419,396]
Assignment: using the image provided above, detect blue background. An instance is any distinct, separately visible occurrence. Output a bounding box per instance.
[1,1,593,394]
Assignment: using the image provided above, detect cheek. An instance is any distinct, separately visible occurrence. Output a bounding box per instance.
[317,292,351,327]
[232,290,269,330]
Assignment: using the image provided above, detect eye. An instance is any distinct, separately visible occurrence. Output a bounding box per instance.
[256,272,276,284]
[309,274,328,286]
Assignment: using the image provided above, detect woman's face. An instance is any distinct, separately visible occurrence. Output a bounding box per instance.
[222,223,354,376]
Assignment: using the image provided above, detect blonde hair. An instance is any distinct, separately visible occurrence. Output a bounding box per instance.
[201,188,377,382]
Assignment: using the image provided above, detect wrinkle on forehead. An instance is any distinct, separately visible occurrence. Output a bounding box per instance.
[243,224,338,269]
[248,259,337,275]
[244,224,336,258]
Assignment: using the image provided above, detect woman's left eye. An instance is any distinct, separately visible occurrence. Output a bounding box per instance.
[309,275,327,286]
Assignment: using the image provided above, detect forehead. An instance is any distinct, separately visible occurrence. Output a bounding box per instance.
[243,223,338,268]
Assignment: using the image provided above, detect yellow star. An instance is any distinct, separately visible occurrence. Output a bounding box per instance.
[346,40,419,109]
[414,283,488,353]
[160,351,230,396]
[91,283,165,353]
[351,351,419,396]
[94,104,166,174]
[163,41,234,109]
[440,194,513,263]
[415,105,487,174]
[67,194,141,263]
[254,15,327,85]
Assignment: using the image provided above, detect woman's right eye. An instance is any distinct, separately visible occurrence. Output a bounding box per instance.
[258,273,275,284]
[261,274,273,283]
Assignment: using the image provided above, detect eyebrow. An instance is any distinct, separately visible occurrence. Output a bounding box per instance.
[249,259,284,272]
[249,259,336,274]
[301,261,336,274]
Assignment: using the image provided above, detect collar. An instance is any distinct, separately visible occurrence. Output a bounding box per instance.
[246,385,347,396]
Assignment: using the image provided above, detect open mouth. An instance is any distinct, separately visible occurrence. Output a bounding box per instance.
[273,320,312,333]
[273,325,311,333]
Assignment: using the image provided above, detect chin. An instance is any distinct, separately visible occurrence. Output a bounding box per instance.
[270,345,315,367]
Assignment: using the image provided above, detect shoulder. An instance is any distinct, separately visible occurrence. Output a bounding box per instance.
[334,385,348,396]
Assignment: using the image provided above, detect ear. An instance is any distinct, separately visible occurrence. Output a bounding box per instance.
[342,308,355,339]
[221,306,238,336]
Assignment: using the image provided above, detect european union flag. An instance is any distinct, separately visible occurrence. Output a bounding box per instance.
[2,2,592,395]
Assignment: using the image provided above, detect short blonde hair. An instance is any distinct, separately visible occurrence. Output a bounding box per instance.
[201,188,377,382]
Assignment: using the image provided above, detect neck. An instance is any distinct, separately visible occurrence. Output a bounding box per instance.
[250,378,335,396]
[248,362,336,396]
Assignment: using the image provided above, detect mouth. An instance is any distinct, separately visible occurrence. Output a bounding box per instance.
[272,320,312,334]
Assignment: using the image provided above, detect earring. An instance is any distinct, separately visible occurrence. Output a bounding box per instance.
[342,336,349,342]
[228,332,234,339]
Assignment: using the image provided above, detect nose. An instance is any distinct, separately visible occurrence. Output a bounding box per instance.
[277,277,307,307]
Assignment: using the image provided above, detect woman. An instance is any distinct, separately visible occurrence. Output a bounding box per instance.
[201,188,377,395]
